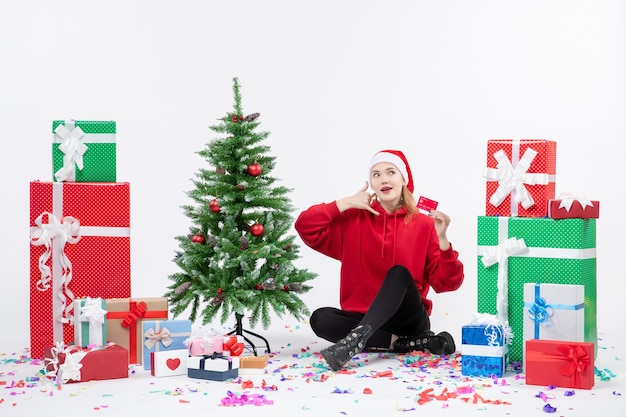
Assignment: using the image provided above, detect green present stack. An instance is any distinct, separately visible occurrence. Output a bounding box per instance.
[52,120,117,182]
[476,216,597,363]
[476,139,598,365]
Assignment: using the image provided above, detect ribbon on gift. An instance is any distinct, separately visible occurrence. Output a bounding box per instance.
[44,342,88,384]
[223,336,245,356]
[470,312,513,347]
[77,297,107,346]
[143,327,173,350]
[106,299,168,364]
[479,237,529,324]
[527,343,591,388]
[524,283,584,339]
[30,212,81,327]
[30,183,130,345]
[483,143,550,216]
[121,301,148,328]
[54,121,88,182]
[478,217,596,325]
[200,352,233,370]
[557,193,595,212]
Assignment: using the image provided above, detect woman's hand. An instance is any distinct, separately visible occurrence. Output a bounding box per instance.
[336,182,379,215]
[429,210,451,250]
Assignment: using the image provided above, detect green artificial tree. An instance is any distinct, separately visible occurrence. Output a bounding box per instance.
[166,77,317,353]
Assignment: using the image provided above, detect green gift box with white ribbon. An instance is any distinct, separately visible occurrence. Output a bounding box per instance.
[52,120,116,182]
[73,297,107,348]
[476,216,597,363]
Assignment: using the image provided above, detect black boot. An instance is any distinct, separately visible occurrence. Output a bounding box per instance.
[392,331,456,355]
[320,324,373,371]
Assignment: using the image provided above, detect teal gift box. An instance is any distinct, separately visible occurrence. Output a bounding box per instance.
[141,319,192,370]
[52,120,116,182]
[476,216,596,363]
[73,297,107,347]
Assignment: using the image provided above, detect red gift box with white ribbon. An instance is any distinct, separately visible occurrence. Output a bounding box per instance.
[548,194,600,219]
[29,181,131,359]
[483,139,557,217]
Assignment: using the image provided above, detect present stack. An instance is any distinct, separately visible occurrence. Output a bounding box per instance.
[29,119,269,383]
[466,139,598,389]
[30,120,132,361]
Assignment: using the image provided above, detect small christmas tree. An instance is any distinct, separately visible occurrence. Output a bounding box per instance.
[166,77,317,341]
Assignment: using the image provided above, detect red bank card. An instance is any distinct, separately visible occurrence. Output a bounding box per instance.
[417,196,439,212]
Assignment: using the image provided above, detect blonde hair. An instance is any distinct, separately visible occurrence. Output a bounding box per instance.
[401,185,418,223]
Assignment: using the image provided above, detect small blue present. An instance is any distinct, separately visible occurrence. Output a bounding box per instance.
[142,319,192,370]
[461,317,511,377]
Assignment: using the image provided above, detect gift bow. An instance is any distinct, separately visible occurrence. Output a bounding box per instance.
[223,336,245,356]
[54,122,88,182]
[30,212,81,323]
[557,193,595,212]
[121,301,148,328]
[143,327,173,349]
[480,237,528,324]
[78,298,107,326]
[557,344,591,380]
[527,294,554,326]
[45,342,87,384]
[470,313,513,347]
[483,148,550,210]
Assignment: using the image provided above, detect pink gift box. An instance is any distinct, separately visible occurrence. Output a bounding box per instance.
[187,336,224,356]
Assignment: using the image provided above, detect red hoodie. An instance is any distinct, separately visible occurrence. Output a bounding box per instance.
[294,200,464,315]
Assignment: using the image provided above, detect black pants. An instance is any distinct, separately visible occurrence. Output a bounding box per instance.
[309,265,431,350]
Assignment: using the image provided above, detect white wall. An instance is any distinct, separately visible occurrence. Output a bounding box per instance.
[1,0,624,349]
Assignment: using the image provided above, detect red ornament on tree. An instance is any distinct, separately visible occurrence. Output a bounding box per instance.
[250,222,264,237]
[235,184,244,190]
[191,233,206,244]
[247,162,262,177]
[209,199,220,213]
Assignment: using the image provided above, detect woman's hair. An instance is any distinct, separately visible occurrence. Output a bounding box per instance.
[401,185,418,223]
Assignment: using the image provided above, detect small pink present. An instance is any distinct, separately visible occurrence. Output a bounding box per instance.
[184,326,224,356]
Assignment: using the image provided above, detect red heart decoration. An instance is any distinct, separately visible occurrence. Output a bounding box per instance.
[166,358,181,370]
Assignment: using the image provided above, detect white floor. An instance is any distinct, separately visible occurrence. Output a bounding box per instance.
[1,320,624,417]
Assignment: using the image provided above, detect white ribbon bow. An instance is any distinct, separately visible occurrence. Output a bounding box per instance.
[45,342,87,384]
[30,212,81,323]
[78,298,107,345]
[557,192,594,212]
[470,312,514,347]
[483,148,549,210]
[480,237,528,324]
[144,327,173,349]
[54,122,88,182]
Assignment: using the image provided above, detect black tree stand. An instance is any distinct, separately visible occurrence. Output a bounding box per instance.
[227,312,271,356]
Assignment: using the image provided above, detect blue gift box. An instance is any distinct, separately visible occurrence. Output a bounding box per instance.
[461,324,509,377]
[142,319,192,370]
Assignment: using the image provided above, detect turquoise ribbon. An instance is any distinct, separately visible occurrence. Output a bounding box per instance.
[524,283,584,339]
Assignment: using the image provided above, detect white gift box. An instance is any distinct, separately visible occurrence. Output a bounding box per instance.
[150,349,188,377]
[187,354,239,381]
[523,283,585,345]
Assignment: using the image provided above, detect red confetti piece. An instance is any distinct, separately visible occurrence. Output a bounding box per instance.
[363,388,373,395]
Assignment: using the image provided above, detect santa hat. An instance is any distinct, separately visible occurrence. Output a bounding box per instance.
[368,149,414,193]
